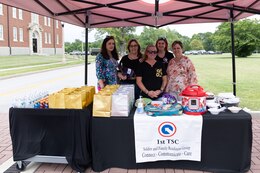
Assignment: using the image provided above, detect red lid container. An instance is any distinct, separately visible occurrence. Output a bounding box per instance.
[180,85,207,97]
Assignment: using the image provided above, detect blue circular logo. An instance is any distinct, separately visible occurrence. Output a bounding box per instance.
[158,122,177,137]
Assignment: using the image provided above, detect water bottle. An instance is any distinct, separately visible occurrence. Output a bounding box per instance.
[136,96,144,114]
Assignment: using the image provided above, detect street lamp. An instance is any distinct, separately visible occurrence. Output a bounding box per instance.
[61,22,66,63]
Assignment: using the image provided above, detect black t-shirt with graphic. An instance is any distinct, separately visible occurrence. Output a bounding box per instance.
[136,61,167,99]
[155,51,174,69]
[118,55,140,83]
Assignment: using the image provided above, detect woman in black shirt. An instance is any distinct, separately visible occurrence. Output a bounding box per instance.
[136,44,167,100]
[155,37,174,69]
[118,39,142,100]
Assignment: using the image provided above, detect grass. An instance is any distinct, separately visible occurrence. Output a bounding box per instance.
[0,54,96,77]
[0,53,259,110]
[190,53,260,111]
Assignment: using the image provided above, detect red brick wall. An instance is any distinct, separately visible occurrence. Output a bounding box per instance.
[0,4,8,47]
[0,4,63,50]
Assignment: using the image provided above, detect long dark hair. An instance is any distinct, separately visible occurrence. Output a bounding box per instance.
[127,39,142,59]
[100,36,119,60]
[156,37,169,52]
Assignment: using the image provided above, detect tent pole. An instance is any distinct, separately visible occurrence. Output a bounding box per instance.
[230,9,236,96]
[85,15,89,85]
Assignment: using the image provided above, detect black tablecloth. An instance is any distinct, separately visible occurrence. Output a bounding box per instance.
[91,109,252,173]
[9,107,92,172]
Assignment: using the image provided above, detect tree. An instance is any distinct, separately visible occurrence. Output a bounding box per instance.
[192,32,214,51]
[65,39,83,53]
[95,27,136,56]
[213,19,260,57]
[189,39,204,50]
[138,27,181,51]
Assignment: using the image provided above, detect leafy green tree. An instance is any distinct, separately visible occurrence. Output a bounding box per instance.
[213,19,260,57]
[180,36,191,51]
[95,27,136,56]
[189,39,204,50]
[65,39,83,53]
[138,27,181,51]
[192,32,214,51]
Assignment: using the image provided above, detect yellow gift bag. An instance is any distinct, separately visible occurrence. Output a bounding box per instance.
[93,94,112,117]
[65,91,82,109]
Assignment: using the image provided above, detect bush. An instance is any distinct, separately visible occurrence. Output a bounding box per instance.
[235,43,255,57]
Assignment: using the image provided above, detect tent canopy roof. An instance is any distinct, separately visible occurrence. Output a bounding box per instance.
[1,0,260,28]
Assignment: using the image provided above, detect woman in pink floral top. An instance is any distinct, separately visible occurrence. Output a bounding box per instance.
[165,40,198,101]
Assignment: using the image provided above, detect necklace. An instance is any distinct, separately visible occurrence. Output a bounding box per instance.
[128,54,138,60]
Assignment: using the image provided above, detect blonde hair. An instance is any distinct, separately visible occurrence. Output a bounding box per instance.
[143,44,157,61]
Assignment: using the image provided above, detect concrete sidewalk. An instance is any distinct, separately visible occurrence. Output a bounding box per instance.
[0,112,260,173]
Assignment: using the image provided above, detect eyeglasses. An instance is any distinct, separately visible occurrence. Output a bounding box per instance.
[147,50,157,54]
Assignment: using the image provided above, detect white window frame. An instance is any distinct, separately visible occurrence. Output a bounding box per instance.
[56,20,59,29]
[18,9,23,20]
[48,33,51,44]
[19,28,23,42]
[45,32,47,44]
[56,34,59,44]
[0,25,3,40]
[44,17,47,26]
[12,7,17,18]
[31,13,39,24]
[48,17,51,27]
[13,27,17,41]
[0,4,3,16]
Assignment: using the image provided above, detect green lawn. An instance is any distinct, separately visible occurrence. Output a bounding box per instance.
[190,53,260,111]
[0,53,259,110]
[0,54,96,77]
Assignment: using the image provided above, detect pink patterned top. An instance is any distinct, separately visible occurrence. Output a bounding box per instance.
[165,56,198,93]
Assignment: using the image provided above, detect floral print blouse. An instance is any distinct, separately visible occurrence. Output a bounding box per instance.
[95,53,118,87]
[165,56,198,93]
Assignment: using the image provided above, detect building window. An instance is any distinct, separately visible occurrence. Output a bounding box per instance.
[48,17,51,27]
[18,9,23,20]
[45,32,47,44]
[12,7,17,18]
[44,17,47,26]
[19,28,23,42]
[0,4,3,16]
[56,34,59,44]
[48,33,51,44]
[31,13,39,24]
[0,25,3,40]
[56,20,59,29]
[13,27,17,41]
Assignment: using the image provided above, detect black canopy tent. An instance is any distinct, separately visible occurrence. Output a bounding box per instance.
[1,0,260,95]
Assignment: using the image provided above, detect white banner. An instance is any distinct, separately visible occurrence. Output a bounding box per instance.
[134,111,203,163]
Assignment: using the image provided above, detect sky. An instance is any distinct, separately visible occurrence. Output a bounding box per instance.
[63,15,259,43]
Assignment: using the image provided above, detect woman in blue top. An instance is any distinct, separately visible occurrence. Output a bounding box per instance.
[95,36,119,90]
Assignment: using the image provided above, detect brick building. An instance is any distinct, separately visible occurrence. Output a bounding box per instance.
[0,3,63,56]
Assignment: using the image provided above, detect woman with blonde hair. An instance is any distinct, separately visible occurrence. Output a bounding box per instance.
[136,44,167,99]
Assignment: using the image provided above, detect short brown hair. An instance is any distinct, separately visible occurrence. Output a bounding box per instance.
[172,40,183,49]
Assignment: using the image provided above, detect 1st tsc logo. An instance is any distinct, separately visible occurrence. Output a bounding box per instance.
[158,122,177,137]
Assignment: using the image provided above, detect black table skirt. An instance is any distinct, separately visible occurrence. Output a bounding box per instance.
[91,109,252,173]
[9,107,92,172]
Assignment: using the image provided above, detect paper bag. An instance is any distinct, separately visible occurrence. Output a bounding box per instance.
[111,94,131,117]
[65,92,82,109]
[93,94,112,117]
